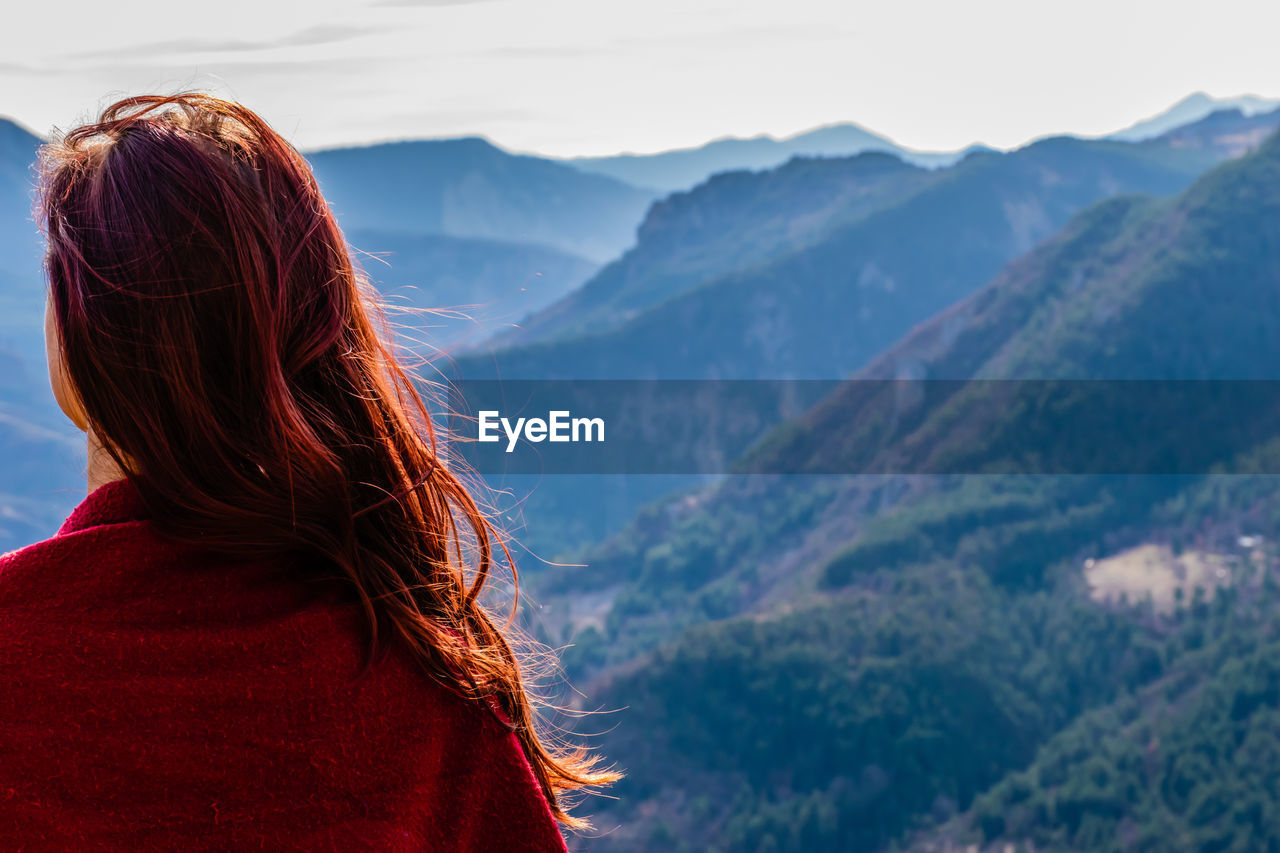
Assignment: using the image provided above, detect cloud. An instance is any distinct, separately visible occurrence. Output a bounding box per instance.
[276,24,387,48]
[470,44,606,59]
[373,0,506,6]
[71,24,387,61]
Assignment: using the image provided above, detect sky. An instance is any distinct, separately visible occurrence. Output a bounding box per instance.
[0,0,1278,158]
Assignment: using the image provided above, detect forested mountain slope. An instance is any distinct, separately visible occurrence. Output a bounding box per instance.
[486,151,934,349]
[555,126,1280,852]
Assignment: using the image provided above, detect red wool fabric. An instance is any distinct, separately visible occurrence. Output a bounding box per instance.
[0,479,569,852]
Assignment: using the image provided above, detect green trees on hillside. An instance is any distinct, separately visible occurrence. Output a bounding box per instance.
[552,130,1280,852]
[589,571,1177,852]
[971,594,1280,852]
[582,560,1280,853]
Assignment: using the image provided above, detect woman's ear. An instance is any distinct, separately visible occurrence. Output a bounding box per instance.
[45,295,89,433]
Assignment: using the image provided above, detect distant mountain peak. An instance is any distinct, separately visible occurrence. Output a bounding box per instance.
[1108,91,1280,142]
[0,117,42,139]
[554,119,983,193]
[304,133,504,157]
[0,118,44,160]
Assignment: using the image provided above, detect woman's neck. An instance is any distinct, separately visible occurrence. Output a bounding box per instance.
[87,427,127,493]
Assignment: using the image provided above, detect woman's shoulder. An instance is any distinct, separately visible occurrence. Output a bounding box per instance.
[1,478,158,572]
[0,486,567,850]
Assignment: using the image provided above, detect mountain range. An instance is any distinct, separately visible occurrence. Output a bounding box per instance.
[1105,91,1280,142]
[557,93,1280,194]
[464,107,1280,381]
[555,123,977,194]
[451,107,1280,562]
[540,114,1280,853]
[307,136,656,264]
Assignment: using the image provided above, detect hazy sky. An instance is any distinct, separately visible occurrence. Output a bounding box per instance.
[1,0,1277,157]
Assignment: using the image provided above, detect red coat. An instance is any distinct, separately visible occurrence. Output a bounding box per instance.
[0,478,570,852]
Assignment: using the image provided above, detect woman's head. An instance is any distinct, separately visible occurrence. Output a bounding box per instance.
[41,95,372,497]
[39,93,613,825]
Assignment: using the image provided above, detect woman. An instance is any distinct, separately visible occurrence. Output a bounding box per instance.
[0,93,613,850]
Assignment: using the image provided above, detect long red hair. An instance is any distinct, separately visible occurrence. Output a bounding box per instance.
[38,93,615,826]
